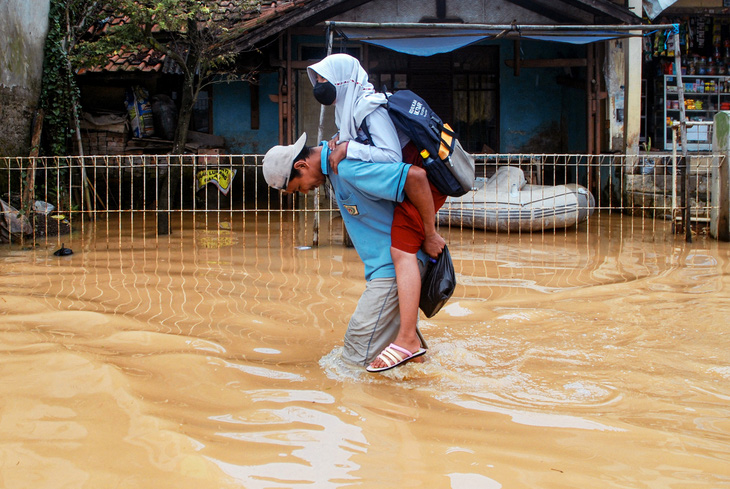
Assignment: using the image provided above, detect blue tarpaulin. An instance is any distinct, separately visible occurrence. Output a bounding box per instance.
[338,28,500,56]
[338,27,633,56]
[356,35,490,56]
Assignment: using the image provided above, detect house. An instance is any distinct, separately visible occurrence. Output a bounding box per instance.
[227,0,642,156]
[75,0,643,160]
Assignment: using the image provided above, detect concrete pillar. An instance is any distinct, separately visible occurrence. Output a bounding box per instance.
[623,0,643,160]
[711,112,730,241]
[606,40,625,152]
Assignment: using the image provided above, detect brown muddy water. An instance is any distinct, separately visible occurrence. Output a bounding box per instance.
[1,213,729,489]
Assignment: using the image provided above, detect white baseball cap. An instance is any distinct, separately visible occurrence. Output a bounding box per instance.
[262,133,308,190]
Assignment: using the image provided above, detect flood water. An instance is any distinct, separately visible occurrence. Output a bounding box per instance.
[1,213,729,488]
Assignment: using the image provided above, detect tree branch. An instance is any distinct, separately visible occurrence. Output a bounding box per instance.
[68,1,102,52]
[146,35,190,77]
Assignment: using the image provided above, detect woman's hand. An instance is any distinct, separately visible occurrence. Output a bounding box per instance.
[422,231,445,259]
[328,141,348,174]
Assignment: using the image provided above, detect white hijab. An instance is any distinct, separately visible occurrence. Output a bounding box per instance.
[307,53,388,142]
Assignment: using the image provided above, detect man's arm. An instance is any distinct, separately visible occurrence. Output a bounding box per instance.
[336,159,445,257]
[403,166,445,258]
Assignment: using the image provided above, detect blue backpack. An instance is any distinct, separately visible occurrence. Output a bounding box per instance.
[384,90,475,197]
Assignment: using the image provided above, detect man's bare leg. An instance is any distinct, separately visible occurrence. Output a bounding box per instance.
[367,248,423,370]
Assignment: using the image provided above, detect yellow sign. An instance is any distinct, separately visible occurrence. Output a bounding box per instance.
[196,168,237,195]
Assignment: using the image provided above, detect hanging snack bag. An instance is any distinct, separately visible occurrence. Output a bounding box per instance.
[126,86,155,138]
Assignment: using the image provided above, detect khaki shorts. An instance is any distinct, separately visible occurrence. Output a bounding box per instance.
[342,260,428,366]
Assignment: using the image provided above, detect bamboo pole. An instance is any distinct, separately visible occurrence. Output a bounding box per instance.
[313,26,334,248]
[22,109,44,217]
[673,30,691,243]
[61,5,93,218]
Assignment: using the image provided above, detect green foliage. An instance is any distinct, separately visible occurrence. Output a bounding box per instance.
[74,0,238,78]
[40,0,79,155]
[71,0,252,153]
[22,165,72,211]
[43,0,259,156]
[40,0,107,156]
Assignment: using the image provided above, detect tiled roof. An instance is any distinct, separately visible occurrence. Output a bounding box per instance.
[77,0,334,74]
[87,0,262,34]
[226,0,348,54]
[77,46,173,74]
[226,0,304,30]
[78,0,281,74]
[210,0,263,25]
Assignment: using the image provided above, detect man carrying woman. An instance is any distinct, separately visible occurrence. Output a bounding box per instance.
[306,53,448,372]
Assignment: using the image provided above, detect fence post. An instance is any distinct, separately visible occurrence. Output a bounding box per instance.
[157,156,171,236]
[711,111,730,241]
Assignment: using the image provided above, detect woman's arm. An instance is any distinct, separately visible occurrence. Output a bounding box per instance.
[346,107,402,163]
[403,165,445,258]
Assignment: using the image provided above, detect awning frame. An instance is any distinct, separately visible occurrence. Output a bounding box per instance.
[327,21,678,30]
[327,21,679,54]
[327,21,679,40]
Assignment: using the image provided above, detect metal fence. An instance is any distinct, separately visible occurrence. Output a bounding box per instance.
[0,151,723,245]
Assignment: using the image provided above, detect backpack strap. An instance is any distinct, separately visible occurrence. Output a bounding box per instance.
[438,123,456,159]
[441,124,456,138]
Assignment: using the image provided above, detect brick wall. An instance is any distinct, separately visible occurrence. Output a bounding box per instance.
[75,129,129,155]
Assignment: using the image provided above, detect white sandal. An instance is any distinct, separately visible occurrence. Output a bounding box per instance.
[366,343,427,372]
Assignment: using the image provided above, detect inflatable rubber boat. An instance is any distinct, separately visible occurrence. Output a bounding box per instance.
[437,166,595,232]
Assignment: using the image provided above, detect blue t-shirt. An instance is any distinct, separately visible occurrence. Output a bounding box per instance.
[321,144,409,281]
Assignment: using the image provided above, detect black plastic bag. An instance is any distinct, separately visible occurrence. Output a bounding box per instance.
[419,245,456,318]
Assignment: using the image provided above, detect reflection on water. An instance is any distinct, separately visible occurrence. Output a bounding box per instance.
[1,213,729,488]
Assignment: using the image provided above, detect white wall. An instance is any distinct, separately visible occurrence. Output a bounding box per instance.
[672,0,722,6]
[0,0,51,155]
[334,0,589,24]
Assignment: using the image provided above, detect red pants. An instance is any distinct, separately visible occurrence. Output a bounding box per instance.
[391,143,447,253]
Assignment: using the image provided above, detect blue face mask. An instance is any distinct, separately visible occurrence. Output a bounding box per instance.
[313,81,336,105]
